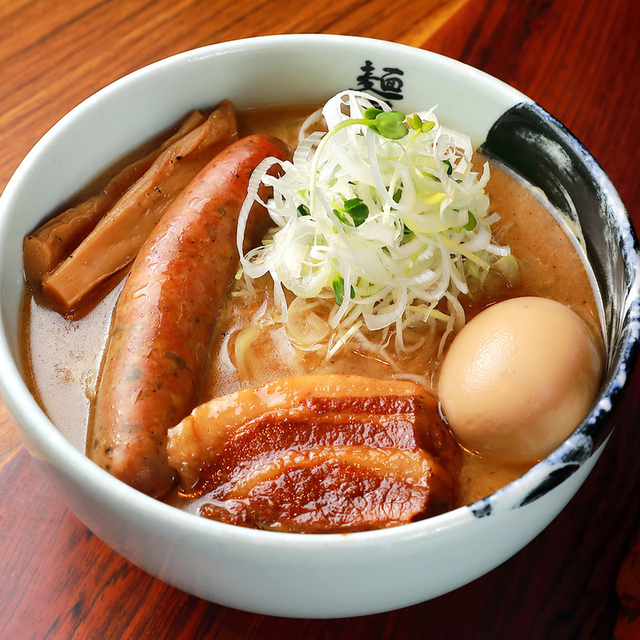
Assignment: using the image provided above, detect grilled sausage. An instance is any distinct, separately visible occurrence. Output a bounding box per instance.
[89,134,291,498]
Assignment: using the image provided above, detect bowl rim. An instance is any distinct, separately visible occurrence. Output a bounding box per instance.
[0,33,638,547]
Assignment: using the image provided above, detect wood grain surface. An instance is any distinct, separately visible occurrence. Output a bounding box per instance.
[1,0,639,638]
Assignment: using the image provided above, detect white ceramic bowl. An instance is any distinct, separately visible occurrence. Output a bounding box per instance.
[1,34,638,619]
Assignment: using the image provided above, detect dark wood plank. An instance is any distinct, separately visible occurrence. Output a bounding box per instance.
[425,0,640,210]
[0,0,459,195]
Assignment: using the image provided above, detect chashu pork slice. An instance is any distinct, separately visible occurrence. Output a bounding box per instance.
[166,374,460,533]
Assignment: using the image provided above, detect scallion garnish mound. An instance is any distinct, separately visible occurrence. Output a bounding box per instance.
[237,90,513,352]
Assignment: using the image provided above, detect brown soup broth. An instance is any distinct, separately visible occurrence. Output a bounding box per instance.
[20,104,604,510]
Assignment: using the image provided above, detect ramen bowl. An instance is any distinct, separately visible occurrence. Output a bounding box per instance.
[0,34,638,618]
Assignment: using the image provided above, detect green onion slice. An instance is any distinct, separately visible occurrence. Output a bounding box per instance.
[237,90,512,348]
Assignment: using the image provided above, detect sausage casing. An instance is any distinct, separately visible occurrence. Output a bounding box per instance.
[90,134,291,497]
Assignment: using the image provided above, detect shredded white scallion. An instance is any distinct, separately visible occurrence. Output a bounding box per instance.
[236,90,513,352]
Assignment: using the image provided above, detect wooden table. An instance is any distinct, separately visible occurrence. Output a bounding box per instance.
[1,0,639,637]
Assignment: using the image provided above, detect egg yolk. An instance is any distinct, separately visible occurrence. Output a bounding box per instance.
[438,296,604,463]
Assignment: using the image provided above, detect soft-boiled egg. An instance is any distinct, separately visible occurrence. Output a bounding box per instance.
[438,296,604,463]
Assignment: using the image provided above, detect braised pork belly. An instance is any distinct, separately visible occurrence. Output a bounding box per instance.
[167,374,461,533]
